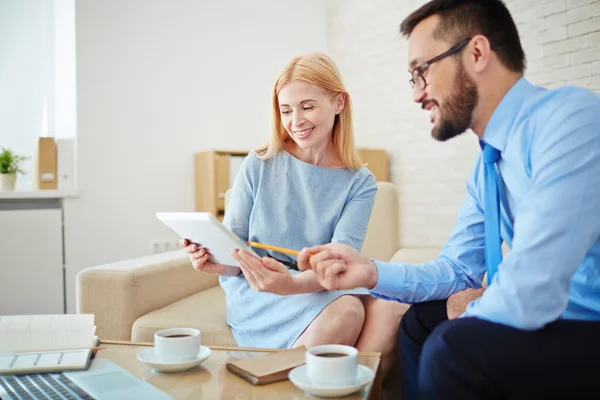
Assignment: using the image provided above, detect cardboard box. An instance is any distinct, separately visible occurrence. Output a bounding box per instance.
[358,148,389,181]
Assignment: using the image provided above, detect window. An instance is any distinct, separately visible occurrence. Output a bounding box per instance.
[0,0,76,190]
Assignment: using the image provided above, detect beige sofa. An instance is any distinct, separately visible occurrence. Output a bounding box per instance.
[76,182,441,344]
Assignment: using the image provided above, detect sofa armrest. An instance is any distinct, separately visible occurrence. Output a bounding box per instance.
[76,250,219,341]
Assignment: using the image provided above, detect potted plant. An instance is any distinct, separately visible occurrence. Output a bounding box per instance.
[0,147,28,191]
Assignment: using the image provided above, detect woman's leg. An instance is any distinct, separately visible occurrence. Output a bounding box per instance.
[354,296,409,378]
[292,295,365,348]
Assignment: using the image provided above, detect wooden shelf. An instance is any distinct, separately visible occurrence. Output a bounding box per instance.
[0,190,78,200]
[195,150,249,216]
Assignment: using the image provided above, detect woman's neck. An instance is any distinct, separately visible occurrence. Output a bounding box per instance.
[285,141,344,168]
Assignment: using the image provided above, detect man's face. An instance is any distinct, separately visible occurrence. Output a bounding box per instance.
[407,16,478,142]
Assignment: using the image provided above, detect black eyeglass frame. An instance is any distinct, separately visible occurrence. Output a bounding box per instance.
[409,38,472,90]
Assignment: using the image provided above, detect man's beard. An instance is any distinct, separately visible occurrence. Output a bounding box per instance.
[430,63,479,142]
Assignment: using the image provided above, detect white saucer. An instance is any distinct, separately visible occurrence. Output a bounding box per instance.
[137,346,212,373]
[288,364,375,398]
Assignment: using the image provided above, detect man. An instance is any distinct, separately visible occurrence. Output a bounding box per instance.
[297,0,600,399]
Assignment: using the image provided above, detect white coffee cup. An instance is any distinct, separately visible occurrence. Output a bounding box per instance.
[306,344,358,386]
[154,328,201,363]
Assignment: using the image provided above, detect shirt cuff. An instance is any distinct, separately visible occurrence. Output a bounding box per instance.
[368,260,404,300]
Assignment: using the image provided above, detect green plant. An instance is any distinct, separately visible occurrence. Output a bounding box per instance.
[0,147,28,175]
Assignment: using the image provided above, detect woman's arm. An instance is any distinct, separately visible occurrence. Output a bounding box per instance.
[220,154,259,276]
[290,269,326,294]
[287,172,379,294]
[331,172,378,251]
[232,166,378,294]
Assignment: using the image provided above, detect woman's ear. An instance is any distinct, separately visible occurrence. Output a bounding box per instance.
[335,93,345,115]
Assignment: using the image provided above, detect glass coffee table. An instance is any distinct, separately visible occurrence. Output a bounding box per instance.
[97,340,382,399]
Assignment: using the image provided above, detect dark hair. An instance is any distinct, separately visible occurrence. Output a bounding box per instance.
[400,0,525,72]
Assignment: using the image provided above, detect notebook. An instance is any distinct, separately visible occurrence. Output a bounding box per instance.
[0,314,99,374]
[225,346,306,385]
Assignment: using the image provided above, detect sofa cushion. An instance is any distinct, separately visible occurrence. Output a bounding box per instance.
[389,247,441,264]
[132,285,237,346]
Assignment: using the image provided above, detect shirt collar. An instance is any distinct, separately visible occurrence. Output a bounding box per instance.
[482,76,532,152]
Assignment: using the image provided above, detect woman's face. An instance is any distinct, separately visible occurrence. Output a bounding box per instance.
[277,80,344,150]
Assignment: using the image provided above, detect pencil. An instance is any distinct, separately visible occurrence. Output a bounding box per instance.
[247,241,300,256]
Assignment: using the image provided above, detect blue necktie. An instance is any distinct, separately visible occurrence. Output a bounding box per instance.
[483,142,502,283]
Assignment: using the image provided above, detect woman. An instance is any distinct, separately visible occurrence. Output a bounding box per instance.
[182,53,406,376]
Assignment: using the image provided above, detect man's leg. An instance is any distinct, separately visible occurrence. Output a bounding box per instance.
[419,317,600,400]
[397,301,448,400]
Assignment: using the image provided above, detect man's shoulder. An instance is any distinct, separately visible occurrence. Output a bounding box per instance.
[518,84,600,160]
[525,84,600,122]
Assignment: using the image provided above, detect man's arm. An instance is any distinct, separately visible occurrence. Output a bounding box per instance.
[462,93,600,329]
[370,161,487,303]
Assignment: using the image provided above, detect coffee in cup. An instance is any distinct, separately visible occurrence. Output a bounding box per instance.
[154,328,201,363]
[317,352,346,357]
[306,344,358,385]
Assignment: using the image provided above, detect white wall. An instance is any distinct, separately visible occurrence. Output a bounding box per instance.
[64,0,327,312]
[326,0,600,248]
[511,0,600,91]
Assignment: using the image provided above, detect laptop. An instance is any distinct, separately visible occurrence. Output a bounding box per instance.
[0,358,173,400]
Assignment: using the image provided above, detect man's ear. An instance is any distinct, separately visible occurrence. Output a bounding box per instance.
[468,34,492,73]
[335,93,346,115]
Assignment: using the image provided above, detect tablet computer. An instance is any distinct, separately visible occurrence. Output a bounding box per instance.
[156,212,259,267]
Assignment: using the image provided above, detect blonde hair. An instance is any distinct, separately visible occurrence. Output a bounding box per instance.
[253,52,363,170]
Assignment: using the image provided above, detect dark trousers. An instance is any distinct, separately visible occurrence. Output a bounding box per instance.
[398,300,600,400]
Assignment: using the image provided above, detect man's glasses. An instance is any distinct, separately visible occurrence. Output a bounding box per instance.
[409,38,472,90]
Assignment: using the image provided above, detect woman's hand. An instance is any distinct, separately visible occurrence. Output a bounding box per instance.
[180,239,240,276]
[232,249,298,295]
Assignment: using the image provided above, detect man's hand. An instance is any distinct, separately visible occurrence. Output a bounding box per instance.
[297,243,378,291]
[446,288,484,320]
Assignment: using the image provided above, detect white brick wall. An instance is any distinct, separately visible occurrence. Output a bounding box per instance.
[326,0,600,249]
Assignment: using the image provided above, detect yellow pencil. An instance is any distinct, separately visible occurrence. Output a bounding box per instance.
[247,241,300,256]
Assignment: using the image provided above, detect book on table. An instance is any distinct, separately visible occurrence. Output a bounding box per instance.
[225,346,307,385]
[0,314,99,374]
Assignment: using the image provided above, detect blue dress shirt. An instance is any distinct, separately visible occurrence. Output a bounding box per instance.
[370,77,600,330]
